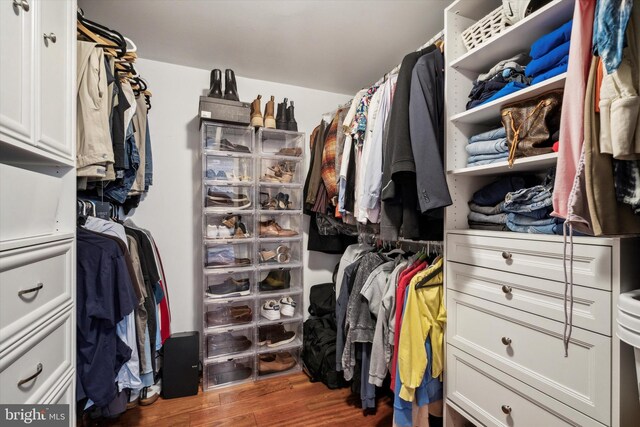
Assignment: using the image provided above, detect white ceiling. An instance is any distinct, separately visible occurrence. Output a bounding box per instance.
[78,0,453,95]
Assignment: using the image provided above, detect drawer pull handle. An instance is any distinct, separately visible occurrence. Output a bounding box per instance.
[17,363,43,387]
[43,32,57,44]
[18,282,44,297]
[501,285,512,294]
[501,251,512,260]
[501,337,512,346]
[501,405,512,415]
[13,0,29,12]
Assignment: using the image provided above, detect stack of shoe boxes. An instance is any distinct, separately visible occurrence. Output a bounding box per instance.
[201,122,304,391]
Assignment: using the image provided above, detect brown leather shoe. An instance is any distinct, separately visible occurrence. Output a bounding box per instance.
[264,96,276,129]
[251,95,264,127]
[259,352,296,374]
[259,220,297,237]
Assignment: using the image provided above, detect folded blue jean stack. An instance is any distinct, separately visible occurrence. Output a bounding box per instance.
[467,168,565,235]
[466,126,509,166]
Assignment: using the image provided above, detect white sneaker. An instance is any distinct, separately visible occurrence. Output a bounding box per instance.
[502,0,532,25]
[260,300,281,320]
[217,225,234,238]
[279,296,296,317]
[206,224,219,239]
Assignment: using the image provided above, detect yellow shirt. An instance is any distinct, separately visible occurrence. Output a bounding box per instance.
[398,257,446,402]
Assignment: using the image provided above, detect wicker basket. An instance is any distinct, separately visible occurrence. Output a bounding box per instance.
[461,6,509,51]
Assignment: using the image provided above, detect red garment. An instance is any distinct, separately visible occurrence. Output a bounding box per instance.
[390,260,427,390]
[152,240,171,343]
[553,141,559,152]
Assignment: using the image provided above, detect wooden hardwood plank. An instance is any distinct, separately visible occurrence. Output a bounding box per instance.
[218,377,292,405]
[190,412,257,427]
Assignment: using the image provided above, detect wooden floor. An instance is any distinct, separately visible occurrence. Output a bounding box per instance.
[94,373,394,426]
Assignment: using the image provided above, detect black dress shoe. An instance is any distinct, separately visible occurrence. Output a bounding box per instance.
[207,69,223,98]
[224,69,240,101]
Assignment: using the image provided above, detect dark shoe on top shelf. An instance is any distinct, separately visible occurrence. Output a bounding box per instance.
[275,98,288,130]
[251,94,264,127]
[264,95,276,129]
[207,69,223,98]
[286,100,298,131]
[223,69,240,101]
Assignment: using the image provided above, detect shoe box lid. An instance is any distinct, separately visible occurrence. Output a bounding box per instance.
[199,96,251,127]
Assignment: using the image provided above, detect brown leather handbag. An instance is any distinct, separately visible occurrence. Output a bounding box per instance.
[501,89,563,167]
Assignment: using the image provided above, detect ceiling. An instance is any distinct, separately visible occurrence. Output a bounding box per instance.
[78,0,453,94]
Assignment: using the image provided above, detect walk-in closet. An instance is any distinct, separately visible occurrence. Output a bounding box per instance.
[1,0,639,426]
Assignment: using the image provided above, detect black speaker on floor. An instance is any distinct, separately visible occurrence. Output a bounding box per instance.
[162,331,199,399]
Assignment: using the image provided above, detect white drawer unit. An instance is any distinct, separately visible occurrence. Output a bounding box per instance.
[447,345,604,427]
[446,262,611,336]
[447,233,612,290]
[0,310,73,404]
[447,290,611,424]
[0,239,73,352]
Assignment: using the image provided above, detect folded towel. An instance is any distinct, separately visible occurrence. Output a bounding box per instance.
[525,41,571,77]
[469,127,507,143]
[530,59,568,85]
[467,152,510,163]
[530,20,573,59]
[479,82,529,106]
[468,211,508,224]
[468,201,504,215]
[465,138,508,155]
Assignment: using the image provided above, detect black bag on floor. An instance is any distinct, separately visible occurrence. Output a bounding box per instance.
[308,282,335,318]
[302,316,346,389]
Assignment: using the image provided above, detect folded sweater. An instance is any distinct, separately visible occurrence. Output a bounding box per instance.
[525,41,571,77]
[530,20,573,59]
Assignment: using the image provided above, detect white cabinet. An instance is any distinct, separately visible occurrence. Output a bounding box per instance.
[36,0,74,159]
[0,0,74,164]
[0,0,34,146]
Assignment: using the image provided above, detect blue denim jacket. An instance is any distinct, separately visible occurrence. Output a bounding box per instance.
[593,0,634,73]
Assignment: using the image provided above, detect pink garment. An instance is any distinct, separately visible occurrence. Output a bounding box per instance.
[551,0,596,219]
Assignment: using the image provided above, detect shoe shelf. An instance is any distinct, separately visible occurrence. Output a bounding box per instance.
[201,121,304,390]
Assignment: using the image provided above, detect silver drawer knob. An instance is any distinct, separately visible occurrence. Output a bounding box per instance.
[501,337,512,346]
[43,33,57,44]
[501,405,512,415]
[13,0,29,12]
[501,285,512,294]
[501,251,512,260]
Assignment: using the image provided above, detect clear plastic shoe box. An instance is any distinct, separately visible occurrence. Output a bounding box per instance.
[256,347,302,379]
[259,157,303,185]
[258,186,303,212]
[204,299,255,329]
[205,325,256,359]
[204,241,254,269]
[257,240,302,265]
[204,267,256,299]
[258,128,304,158]
[257,212,302,238]
[204,212,254,241]
[204,354,255,390]
[204,154,254,183]
[257,266,303,294]
[203,123,253,154]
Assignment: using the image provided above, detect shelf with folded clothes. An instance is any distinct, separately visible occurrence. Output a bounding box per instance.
[204,325,257,360]
[256,347,302,379]
[203,353,256,391]
[258,128,305,159]
[448,0,574,73]
[204,268,256,300]
[450,73,567,125]
[256,265,303,294]
[448,152,558,176]
[202,122,254,154]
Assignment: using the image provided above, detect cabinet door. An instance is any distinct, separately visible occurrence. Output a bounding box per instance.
[0,0,34,145]
[36,0,73,160]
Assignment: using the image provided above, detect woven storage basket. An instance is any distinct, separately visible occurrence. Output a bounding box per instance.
[461,6,509,51]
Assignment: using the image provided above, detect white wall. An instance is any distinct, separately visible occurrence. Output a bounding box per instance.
[130,58,350,333]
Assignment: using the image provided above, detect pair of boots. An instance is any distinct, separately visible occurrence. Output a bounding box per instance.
[251,96,297,131]
[207,69,239,102]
